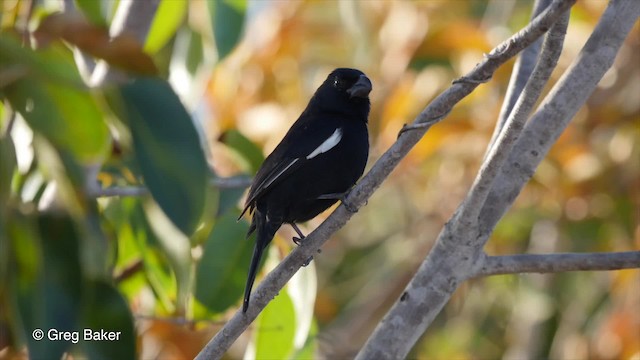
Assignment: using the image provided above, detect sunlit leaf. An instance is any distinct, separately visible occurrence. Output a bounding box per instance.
[287,261,317,353]
[290,320,318,360]
[207,0,247,60]
[186,29,204,75]
[195,211,252,312]
[144,0,187,54]
[143,199,192,314]
[119,77,208,235]
[0,135,16,203]
[250,285,296,360]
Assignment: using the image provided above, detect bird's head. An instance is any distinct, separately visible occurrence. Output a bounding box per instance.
[310,68,372,120]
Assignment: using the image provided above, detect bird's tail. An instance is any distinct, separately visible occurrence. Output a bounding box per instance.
[243,210,279,313]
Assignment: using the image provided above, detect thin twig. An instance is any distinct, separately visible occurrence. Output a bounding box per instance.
[87,176,252,198]
[475,251,640,277]
[114,259,144,283]
[485,0,552,157]
[134,314,227,326]
[460,7,569,223]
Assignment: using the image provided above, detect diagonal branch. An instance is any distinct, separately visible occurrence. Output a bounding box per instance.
[194,0,577,358]
[357,1,640,359]
[475,251,640,277]
[459,8,569,223]
[477,0,640,237]
[485,0,552,157]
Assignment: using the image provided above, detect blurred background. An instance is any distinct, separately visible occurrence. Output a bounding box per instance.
[1,0,638,359]
[201,1,640,358]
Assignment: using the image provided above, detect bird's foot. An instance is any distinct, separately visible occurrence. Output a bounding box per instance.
[293,236,305,246]
[291,223,306,246]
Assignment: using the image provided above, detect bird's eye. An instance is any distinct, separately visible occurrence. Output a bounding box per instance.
[333,76,344,89]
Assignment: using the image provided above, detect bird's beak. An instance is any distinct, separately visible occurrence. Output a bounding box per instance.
[347,75,373,99]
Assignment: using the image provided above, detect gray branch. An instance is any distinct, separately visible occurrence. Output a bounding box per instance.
[459,9,568,224]
[485,0,552,156]
[475,252,640,277]
[356,1,640,359]
[195,0,578,358]
[477,0,640,237]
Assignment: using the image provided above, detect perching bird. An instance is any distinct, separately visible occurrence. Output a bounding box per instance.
[239,68,372,313]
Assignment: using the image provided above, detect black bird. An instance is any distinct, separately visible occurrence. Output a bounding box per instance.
[239,68,372,313]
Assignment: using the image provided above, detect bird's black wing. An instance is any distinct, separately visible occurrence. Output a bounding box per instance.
[238,156,303,218]
[239,116,342,219]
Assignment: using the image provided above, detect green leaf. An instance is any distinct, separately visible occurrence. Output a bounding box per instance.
[217,187,244,217]
[208,0,247,60]
[6,79,110,163]
[0,34,85,87]
[220,129,264,174]
[144,0,187,54]
[15,214,83,359]
[119,77,208,235]
[74,0,106,26]
[143,199,192,314]
[290,320,318,360]
[81,280,136,360]
[251,285,296,360]
[113,197,177,313]
[287,261,317,355]
[186,29,204,75]
[2,39,110,163]
[195,211,253,312]
[0,135,17,203]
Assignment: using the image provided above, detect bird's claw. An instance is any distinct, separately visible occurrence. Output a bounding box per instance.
[293,236,305,246]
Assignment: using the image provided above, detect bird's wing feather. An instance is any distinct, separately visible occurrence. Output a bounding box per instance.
[239,157,303,217]
[239,121,344,219]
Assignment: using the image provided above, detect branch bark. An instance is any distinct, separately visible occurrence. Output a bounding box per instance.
[485,0,552,156]
[475,251,640,276]
[194,0,578,358]
[477,0,640,237]
[356,1,640,358]
[459,8,569,224]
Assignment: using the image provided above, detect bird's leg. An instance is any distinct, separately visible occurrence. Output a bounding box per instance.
[317,190,359,213]
[291,223,306,245]
[290,223,315,266]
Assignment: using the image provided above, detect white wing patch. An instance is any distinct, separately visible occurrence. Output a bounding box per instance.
[306,128,343,160]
